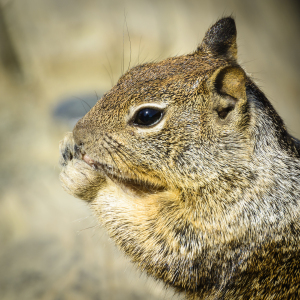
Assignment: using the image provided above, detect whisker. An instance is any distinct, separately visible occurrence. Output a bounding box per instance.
[138,36,142,65]
[94,91,99,101]
[105,52,114,86]
[105,142,145,181]
[104,146,147,194]
[122,12,126,75]
[105,133,139,163]
[76,224,99,233]
[103,145,119,172]
[104,138,160,194]
[103,136,158,194]
[104,136,138,177]
[102,63,113,87]
[73,96,91,112]
[112,142,139,165]
[124,12,132,71]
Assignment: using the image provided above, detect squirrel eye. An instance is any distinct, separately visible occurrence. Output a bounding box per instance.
[133,108,163,126]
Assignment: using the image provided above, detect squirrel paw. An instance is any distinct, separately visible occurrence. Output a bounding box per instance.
[59,132,105,201]
[59,132,77,167]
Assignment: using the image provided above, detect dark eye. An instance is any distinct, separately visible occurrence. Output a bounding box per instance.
[133,108,163,126]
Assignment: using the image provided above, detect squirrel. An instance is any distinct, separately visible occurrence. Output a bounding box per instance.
[59,17,300,299]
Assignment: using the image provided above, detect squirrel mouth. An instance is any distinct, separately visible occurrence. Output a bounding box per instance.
[81,153,165,195]
[82,153,96,166]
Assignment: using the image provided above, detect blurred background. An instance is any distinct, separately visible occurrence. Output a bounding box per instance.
[0,0,299,299]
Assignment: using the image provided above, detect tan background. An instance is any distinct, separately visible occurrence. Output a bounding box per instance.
[0,1,299,299]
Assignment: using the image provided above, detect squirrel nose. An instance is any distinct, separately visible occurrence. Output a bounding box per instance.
[73,118,87,147]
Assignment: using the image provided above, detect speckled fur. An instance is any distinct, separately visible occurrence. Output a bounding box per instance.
[59,18,300,299]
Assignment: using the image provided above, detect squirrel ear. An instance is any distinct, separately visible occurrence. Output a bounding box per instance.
[214,66,246,100]
[197,17,237,61]
[208,66,247,119]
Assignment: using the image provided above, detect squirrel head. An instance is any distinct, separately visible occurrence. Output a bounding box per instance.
[73,17,251,195]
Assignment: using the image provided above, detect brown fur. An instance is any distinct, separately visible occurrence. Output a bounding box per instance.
[59,18,300,299]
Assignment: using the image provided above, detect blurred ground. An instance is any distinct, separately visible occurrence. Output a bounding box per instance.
[0,1,299,299]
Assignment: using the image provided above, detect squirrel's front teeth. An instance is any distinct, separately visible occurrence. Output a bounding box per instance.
[82,154,95,166]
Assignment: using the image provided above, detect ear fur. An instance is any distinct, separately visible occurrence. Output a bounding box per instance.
[198,17,237,61]
[214,66,246,100]
[208,66,247,120]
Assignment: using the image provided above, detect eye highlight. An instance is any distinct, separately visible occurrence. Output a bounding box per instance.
[132,108,164,127]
